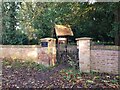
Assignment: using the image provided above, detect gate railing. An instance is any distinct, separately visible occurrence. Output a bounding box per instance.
[56,43,79,69]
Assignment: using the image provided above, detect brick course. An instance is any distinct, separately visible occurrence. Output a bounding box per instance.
[91,50,119,74]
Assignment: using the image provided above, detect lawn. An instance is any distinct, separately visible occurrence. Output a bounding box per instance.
[2,58,120,89]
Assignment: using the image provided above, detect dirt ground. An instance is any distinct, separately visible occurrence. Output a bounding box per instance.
[2,59,120,89]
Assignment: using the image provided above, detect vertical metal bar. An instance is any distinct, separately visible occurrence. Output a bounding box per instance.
[56,36,60,64]
[65,37,68,63]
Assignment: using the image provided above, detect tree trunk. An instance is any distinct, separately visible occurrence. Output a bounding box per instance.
[115,5,120,46]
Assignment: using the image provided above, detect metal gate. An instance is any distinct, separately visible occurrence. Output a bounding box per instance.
[56,43,79,69]
[54,24,79,69]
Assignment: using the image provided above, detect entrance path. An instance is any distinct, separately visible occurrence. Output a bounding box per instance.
[2,63,73,88]
[2,60,120,89]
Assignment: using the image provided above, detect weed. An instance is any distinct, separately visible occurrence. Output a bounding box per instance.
[2,58,50,71]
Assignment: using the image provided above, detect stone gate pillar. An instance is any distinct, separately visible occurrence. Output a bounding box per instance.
[39,38,56,66]
[76,37,92,72]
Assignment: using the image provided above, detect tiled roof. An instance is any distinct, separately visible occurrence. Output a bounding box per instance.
[55,25,73,36]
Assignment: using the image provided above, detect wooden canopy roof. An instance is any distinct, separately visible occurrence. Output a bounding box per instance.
[54,25,73,37]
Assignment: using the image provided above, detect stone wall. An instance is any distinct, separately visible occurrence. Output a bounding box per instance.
[76,37,119,74]
[0,45,56,66]
[91,50,119,74]
[0,39,119,74]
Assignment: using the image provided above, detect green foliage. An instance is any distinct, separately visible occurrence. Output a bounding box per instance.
[3,58,49,71]
[110,80,118,84]
[2,2,120,45]
[67,56,78,69]
[2,2,29,45]
[60,67,119,88]
[60,68,82,83]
